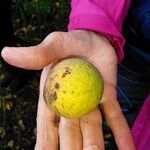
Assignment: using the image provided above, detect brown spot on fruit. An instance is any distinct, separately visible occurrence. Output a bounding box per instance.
[49,91,57,101]
[66,70,71,74]
[62,72,67,78]
[65,67,69,70]
[61,103,64,108]
[55,83,60,89]
[61,67,72,78]
[53,114,60,127]
[65,66,72,71]
[49,77,54,81]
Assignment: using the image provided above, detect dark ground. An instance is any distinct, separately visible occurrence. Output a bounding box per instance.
[0,0,145,149]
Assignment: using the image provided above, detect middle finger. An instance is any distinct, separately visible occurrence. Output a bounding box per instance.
[59,117,82,150]
[80,108,104,150]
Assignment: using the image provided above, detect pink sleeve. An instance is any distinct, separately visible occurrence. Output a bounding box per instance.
[131,95,150,149]
[68,0,132,63]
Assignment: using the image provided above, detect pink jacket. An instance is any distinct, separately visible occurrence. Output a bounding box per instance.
[68,1,150,149]
[68,0,131,63]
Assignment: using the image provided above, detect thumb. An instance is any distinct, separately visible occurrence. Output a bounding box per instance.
[1,32,65,70]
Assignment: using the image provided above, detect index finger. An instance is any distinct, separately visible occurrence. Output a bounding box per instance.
[100,84,135,150]
[35,65,59,150]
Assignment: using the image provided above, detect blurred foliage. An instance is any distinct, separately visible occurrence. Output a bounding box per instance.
[13,0,70,44]
[23,0,51,14]
[0,75,39,149]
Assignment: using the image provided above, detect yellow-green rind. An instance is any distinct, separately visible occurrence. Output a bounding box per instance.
[44,58,104,118]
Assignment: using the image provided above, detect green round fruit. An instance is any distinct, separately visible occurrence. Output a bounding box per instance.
[44,58,104,118]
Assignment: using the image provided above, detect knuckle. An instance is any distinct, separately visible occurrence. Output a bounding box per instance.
[40,31,65,47]
[48,31,64,45]
[60,118,79,129]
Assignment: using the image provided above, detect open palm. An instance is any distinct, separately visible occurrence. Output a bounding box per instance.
[2,30,135,150]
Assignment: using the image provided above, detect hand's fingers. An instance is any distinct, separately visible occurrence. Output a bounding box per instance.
[83,145,101,150]
[59,117,82,150]
[1,30,107,70]
[100,84,135,150]
[1,32,65,70]
[80,108,104,150]
[35,101,59,150]
[35,66,59,150]
[1,45,57,70]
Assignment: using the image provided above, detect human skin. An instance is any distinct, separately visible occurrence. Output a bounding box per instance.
[1,30,135,150]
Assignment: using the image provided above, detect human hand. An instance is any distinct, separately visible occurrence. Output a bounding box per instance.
[1,30,135,150]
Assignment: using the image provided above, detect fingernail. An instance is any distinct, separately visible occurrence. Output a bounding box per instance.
[84,145,99,150]
[1,47,10,58]
[1,47,20,63]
